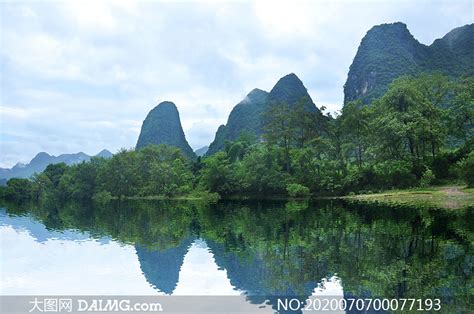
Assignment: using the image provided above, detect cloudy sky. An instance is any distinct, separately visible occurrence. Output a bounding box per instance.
[0,0,472,167]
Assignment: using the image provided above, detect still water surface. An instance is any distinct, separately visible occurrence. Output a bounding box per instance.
[0,200,472,312]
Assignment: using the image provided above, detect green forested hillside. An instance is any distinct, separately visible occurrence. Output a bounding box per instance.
[207,73,320,155]
[344,22,474,104]
[207,88,268,155]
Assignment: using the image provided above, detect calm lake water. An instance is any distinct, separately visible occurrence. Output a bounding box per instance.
[0,200,472,313]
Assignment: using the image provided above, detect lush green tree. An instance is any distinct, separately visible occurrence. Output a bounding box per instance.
[224,132,256,162]
[198,152,236,195]
[2,178,32,201]
[1,74,472,202]
[43,163,68,188]
[263,102,294,172]
[340,100,371,168]
[235,146,289,195]
[457,151,474,187]
[136,145,193,197]
[449,76,474,140]
[58,161,99,202]
[290,99,324,148]
[96,149,140,198]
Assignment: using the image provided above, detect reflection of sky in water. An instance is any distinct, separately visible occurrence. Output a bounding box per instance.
[0,208,110,244]
[173,239,242,295]
[0,224,155,295]
[0,212,343,301]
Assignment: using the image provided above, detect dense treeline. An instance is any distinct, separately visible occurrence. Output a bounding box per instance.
[1,73,473,202]
[198,73,473,197]
[0,145,196,203]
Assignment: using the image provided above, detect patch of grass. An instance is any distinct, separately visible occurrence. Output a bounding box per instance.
[342,185,474,209]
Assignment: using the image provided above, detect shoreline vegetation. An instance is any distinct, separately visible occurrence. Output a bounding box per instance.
[340,185,474,209]
[48,184,471,209]
[98,185,474,210]
[0,74,473,207]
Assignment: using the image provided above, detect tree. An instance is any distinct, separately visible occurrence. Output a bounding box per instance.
[458,151,474,187]
[263,102,294,172]
[449,76,474,140]
[198,152,236,195]
[96,149,140,197]
[371,76,448,161]
[235,145,289,195]
[290,98,323,148]
[340,100,371,168]
[58,161,98,201]
[3,178,32,201]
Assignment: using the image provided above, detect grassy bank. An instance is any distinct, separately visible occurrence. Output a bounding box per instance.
[342,185,474,209]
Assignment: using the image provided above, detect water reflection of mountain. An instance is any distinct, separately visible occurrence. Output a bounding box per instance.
[1,200,471,313]
[135,237,194,294]
[206,239,318,312]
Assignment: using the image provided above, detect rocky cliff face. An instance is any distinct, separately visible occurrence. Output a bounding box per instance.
[344,22,474,104]
[136,101,195,159]
[207,73,319,155]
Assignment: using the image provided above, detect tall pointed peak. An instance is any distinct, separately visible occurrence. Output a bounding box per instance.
[268,73,316,109]
[148,101,178,114]
[270,73,307,97]
[273,73,303,87]
[365,22,413,39]
[344,23,472,104]
[136,101,195,159]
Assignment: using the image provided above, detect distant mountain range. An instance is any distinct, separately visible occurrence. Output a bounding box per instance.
[0,149,112,182]
[194,146,209,157]
[344,22,473,104]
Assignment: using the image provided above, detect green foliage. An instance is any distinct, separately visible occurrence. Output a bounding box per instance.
[263,98,324,172]
[235,146,289,195]
[198,152,236,195]
[92,190,113,205]
[419,168,435,187]
[374,160,416,188]
[286,183,310,198]
[457,151,474,187]
[1,178,33,202]
[340,100,370,168]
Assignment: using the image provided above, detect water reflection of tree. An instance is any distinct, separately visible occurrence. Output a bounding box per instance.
[3,199,471,311]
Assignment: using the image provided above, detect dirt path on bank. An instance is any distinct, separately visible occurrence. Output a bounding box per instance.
[440,186,467,196]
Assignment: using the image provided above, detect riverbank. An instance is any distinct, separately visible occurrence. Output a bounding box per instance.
[341,185,474,209]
